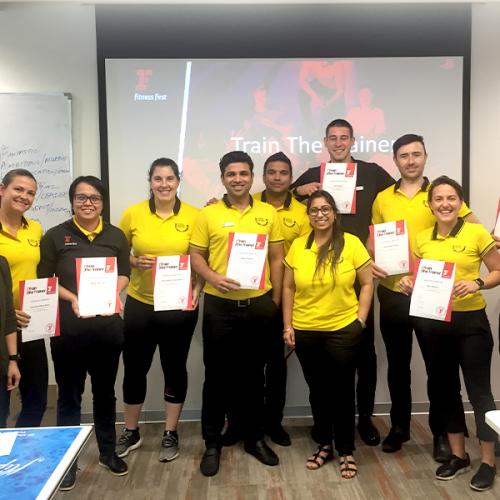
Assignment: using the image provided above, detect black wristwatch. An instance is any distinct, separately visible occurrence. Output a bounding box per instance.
[474,278,485,290]
[8,354,20,362]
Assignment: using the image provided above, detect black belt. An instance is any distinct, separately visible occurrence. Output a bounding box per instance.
[205,291,271,308]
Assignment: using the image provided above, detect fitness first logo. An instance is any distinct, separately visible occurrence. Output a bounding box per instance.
[134,69,167,102]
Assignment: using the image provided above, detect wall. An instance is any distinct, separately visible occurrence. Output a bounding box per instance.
[1,1,500,420]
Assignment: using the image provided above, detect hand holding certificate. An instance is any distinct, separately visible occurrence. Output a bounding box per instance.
[369,220,412,276]
[226,232,268,289]
[152,255,193,311]
[19,277,59,342]
[320,162,357,214]
[76,257,119,317]
[409,258,455,322]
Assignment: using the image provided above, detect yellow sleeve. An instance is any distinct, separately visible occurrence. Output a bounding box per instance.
[189,209,210,249]
[269,207,284,243]
[371,193,383,225]
[118,207,133,246]
[350,235,371,270]
[458,201,472,219]
[475,224,496,257]
[284,238,297,270]
[298,212,312,238]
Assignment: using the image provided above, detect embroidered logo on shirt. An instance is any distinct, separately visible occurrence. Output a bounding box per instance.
[255,217,269,226]
[27,239,40,247]
[452,244,466,253]
[175,223,189,232]
[282,217,296,228]
[64,235,77,246]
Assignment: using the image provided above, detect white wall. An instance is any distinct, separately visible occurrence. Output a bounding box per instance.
[1,1,500,420]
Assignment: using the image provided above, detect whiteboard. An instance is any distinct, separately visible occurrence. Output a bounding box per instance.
[0,93,73,231]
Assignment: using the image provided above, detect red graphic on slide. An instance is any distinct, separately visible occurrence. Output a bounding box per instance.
[136,69,153,91]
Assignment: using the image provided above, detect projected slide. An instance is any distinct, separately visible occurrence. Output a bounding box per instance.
[106,57,463,221]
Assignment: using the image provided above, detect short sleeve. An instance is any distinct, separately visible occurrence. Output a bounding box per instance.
[371,193,383,225]
[269,207,284,244]
[298,213,311,238]
[475,225,496,257]
[375,165,395,192]
[350,235,371,270]
[118,206,133,246]
[115,227,132,278]
[189,210,210,249]
[284,239,298,270]
[37,230,58,279]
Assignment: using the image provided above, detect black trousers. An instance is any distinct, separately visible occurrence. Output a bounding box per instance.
[295,319,363,455]
[0,374,9,427]
[122,296,198,405]
[414,309,497,442]
[263,306,287,428]
[16,337,48,427]
[51,314,123,457]
[201,292,276,448]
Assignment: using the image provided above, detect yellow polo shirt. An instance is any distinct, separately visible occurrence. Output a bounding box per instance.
[119,198,199,305]
[285,232,371,331]
[372,178,472,292]
[253,191,310,253]
[190,195,283,300]
[0,217,43,309]
[414,219,495,312]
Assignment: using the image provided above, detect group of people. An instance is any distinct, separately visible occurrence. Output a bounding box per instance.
[0,118,499,492]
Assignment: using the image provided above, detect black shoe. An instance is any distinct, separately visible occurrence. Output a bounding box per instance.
[244,439,279,466]
[59,461,78,491]
[357,416,380,446]
[382,427,410,453]
[433,435,452,463]
[222,425,242,447]
[98,453,128,476]
[470,462,496,491]
[435,453,471,480]
[266,425,291,447]
[200,447,221,477]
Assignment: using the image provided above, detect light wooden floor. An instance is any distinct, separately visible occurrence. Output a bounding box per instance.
[48,414,500,500]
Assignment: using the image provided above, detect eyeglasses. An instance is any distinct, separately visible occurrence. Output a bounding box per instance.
[308,206,333,217]
[73,194,103,205]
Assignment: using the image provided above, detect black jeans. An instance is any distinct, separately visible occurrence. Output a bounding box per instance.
[414,309,497,442]
[201,292,277,448]
[295,319,363,455]
[263,306,287,428]
[51,314,123,457]
[122,296,198,404]
[16,337,48,427]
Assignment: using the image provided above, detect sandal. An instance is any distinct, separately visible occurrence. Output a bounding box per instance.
[339,455,358,479]
[306,444,334,470]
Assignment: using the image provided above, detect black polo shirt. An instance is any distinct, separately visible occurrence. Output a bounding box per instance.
[37,219,130,296]
[290,158,394,242]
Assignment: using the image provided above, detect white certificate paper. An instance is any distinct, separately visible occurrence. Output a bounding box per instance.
[226,232,268,289]
[152,255,192,311]
[19,277,59,342]
[76,257,119,317]
[320,162,357,214]
[409,258,455,322]
[494,198,500,237]
[370,220,412,276]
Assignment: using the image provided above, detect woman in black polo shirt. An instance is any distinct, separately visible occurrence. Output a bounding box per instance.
[38,176,130,491]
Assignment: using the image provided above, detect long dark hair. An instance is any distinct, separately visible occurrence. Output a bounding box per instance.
[306,190,344,282]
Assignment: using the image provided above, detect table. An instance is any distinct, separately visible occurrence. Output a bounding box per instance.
[485,410,500,434]
[0,425,93,500]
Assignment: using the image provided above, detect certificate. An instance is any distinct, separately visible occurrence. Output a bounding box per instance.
[19,277,59,342]
[494,198,500,237]
[75,257,119,317]
[226,232,268,289]
[409,258,455,322]
[152,255,192,311]
[320,162,357,214]
[369,220,412,276]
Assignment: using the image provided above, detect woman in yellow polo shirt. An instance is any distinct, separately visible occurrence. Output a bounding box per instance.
[282,190,373,478]
[0,168,47,427]
[116,158,201,463]
[400,176,500,492]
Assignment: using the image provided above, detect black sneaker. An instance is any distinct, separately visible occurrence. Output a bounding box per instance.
[470,463,496,491]
[99,453,129,476]
[116,427,142,458]
[435,453,471,480]
[159,430,179,462]
[433,434,452,463]
[59,461,78,491]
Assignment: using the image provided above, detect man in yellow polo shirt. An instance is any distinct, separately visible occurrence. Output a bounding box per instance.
[190,151,284,477]
[371,134,477,458]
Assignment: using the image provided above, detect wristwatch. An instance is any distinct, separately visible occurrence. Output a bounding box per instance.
[8,354,20,361]
[474,278,485,290]
[357,317,367,329]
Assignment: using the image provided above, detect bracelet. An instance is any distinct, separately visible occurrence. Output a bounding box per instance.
[283,327,293,333]
[357,317,366,329]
